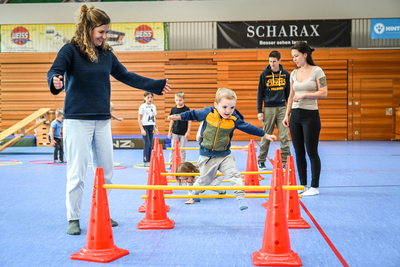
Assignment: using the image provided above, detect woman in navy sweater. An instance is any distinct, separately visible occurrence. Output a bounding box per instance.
[47,4,171,235]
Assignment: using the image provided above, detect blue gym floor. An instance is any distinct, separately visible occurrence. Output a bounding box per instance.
[1,140,399,267]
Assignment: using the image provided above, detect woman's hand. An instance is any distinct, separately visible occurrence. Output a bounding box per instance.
[282,115,290,128]
[293,94,305,102]
[52,75,64,90]
[162,82,171,94]
[141,129,146,136]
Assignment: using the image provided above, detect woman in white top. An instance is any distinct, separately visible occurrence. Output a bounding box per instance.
[283,41,328,196]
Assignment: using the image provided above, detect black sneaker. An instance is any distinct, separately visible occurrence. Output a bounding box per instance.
[216,190,226,199]
[258,162,267,170]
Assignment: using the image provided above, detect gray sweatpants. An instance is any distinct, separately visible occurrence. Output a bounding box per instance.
[193,154,245,200]
[258,106,291,165]
[169,134,187,163]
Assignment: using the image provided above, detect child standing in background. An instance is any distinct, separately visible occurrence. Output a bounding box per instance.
[168,92,192,163]
[110,102,124,121]
[49,109,64,163]
[138,92,159,167]
[175,162,225,204]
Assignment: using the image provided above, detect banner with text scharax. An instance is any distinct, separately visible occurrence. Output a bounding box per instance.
[1,23,166,52]
[217,20,351,49]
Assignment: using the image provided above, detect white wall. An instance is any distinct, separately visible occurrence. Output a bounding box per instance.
[0,0,399,25]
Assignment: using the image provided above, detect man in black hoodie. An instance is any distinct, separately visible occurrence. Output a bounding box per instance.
[257,51,291,170]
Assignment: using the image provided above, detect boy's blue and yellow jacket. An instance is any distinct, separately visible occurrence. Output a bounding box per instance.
[180,107,266,157]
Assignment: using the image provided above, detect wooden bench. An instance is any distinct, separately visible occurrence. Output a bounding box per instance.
[0,108,51,153]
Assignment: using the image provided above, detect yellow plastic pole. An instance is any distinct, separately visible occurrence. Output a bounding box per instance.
[166,179,262,183]
[142,194,269,199]
[166,146,257,150]
[162,171,274,176]
[141,194,302,199]
[103,184,303,191]
[165,161,197,165]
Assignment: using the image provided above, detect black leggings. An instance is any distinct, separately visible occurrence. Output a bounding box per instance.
[289,109,321,188]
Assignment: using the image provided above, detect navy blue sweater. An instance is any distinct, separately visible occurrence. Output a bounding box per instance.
[47,43,166,120]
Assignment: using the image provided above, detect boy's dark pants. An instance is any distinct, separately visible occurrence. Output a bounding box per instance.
[49,136,64,161]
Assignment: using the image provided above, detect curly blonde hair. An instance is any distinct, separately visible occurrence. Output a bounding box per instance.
[68,4,113,62]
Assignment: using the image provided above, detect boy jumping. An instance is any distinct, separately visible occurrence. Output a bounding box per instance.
[168,88,276,210]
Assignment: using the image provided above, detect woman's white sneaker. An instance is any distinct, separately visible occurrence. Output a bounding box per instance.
[302,187,319,196]
[298,186,308,194]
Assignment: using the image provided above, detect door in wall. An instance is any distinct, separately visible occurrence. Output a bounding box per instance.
[360,79,394,140]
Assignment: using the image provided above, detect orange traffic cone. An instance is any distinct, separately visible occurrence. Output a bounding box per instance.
[70,168,129,263]
[153,137,159,153]
[170,140,182,178]
[244,139,265,193]
[138,151,170,213]
[284,156,310,229]
[145,138,160,173]
[137,152,175,230]
[158,144,172,194]
[252,150,302,266]
[261,149,284,209]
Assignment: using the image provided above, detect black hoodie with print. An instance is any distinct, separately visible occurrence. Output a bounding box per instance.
[256,64,290,113]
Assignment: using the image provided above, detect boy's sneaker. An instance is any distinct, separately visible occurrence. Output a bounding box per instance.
[143,162,150,167]
[237,199,248,210]
[53,160,60,164]
[192,191,201,202]
[258,162,267,170]
[216,190,226,199]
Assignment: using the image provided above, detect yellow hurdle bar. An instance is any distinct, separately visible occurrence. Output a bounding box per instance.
[162,171,274,176]
[166,146,257,150]
[166,179,262,183]
[103,185,304,191]
[142,194,269,199]
[141,194,302,199]
[165,161,197,165]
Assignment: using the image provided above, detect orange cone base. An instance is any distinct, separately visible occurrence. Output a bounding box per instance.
[164,190,173,194]
[261,202,268,209]
[70,245,129,263]
[258,175,265,180]
[245,190,266,193]
[252,250,302,266]
[137,218,175,229]
[138,203,170,213]
[288,218,311,229]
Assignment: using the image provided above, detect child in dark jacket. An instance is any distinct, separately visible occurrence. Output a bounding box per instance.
[168,87,276,210]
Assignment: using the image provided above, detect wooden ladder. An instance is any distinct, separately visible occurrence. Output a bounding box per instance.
[0,108,51,153]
